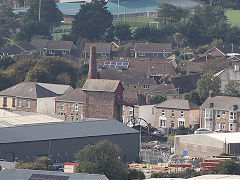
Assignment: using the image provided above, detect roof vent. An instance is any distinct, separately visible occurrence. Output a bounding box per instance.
[210,103,214,108]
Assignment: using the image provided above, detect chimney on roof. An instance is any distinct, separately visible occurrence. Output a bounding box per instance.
[88,46,97,79]
[146,94,151,105]
[209,90,214,97]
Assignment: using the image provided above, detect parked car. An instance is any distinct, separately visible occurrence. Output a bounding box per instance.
[214,129,223,133]
[151,130,165,136]
[194,128,212,134]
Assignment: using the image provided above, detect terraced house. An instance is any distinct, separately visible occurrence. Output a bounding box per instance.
[0,82,72,113]
[154,99,200,129]
[200,96,240,132]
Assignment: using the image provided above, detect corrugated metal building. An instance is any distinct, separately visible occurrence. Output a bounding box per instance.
[0,169,109,180]
[0,120,139,162]
[174,133,240,158]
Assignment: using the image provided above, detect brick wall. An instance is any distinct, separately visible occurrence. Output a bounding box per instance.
[55,101,84,122]
[154,108,199,129]
[0,96,37,112]
[84,91,117,120]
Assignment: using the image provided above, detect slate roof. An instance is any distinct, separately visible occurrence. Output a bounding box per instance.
[30,39,73,51]
[123,91,146,105]
[183,62,204,73]
[134,43,172,52]
[82,79,122,92]
[171,74,201,94]
[0,41,36,55]
[0,169,108,180]
[55,88,84,102]
[155,99,199,110]
[200,96,240,111]
[0,119,138,144]
[217,45,240,55]
[147,65,177,77]
[0,82,73,99]
[99,69,157,85]
[83,42,111,53]
[149,83,178,96]
[167,54,183,63]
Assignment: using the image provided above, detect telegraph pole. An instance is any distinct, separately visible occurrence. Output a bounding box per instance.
[39,0,41,22]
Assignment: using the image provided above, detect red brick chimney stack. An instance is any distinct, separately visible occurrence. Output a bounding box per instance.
[88,46,97,79]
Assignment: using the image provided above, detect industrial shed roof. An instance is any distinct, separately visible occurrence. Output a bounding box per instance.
[0,120,138,144]
[0,169,108,180]
[206,132,240,144]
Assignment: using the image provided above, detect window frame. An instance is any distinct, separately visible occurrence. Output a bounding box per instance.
[139,52,145,57]
[26,99,31,109]
[3,97,7,106]
[161,109,165,116]
[171,110,175,117]
[180,110,184,118]
[216,110,221,119]
[70,103,74,111]
[143,85,149,89]
[160,119,166,128]
[17,97,21,107]
[60,102,64,110]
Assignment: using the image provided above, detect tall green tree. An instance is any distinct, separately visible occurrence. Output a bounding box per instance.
[157,3,189,25]
[75,140,128,180]
[223,81,240,97]
[114,24,132,42]
[16,21,50,41]
[216,160,240,174]
[196,71,221,103]
[23,0,63,24]
[71,0,113,41]
[150,94,167,104]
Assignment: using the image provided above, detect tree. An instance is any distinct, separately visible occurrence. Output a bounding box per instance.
[173,32,184,48]
[223,81,240,97]
[150,94,167,104]
[0,56,16,70]
[16,21,50,41]
[75,140,128,180]
[216,160,240,174]
[25,65,51,82]
[157,3,189,25]
[118,45,132,57]
[196,71,221,103]
[16,156,55,171]
[71,0,113,41]
[184,90,202,106]
[114,24,132,42]
[23,0,63,24]
[127,169,145,180]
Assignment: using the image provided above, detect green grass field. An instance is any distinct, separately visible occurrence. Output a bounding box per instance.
[114,16,157,28]
[225,9,240,27]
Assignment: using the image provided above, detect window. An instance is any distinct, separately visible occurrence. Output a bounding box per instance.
[221,111,226,118]
[101,52,106,56]
[75,104,78,111]
[178,120,185,127]
[216,122,221,130]
[161,109,165,116]
[62,50,67,55]
[139,52,145,56]
[171,110,175,117]
[205,109,213,118]
[60,102,64,110]
[49,50,55,54]
[80,113,83,120]
[216,110,221,118]
[12,98,15,107]
[221,123,225,130]
[129,107,133,116]
[160,119,166,128]
[133,85,137,88]
[17,98,21,107]
[70,114,74,122]
[171,121,175,128]
[180,110,184,117]
[143,85,149,89]
[3,97,7,106]
[75,114,78,122]
[26,99,30,109]
[230,112,236,120]
[70,103,74,111]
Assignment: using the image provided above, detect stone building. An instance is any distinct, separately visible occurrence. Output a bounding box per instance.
[154,99,200,129]
[200,96,240,132]
[0,82,72,113]
[55,46,124,122]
